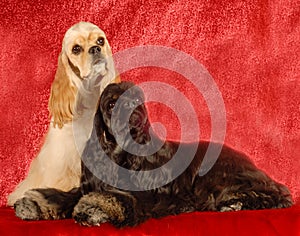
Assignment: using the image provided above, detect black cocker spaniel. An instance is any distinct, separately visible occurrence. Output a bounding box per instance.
[14,82,293,227]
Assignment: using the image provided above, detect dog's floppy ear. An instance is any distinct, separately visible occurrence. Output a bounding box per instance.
[98,40,121,94]
[48,52,78,128]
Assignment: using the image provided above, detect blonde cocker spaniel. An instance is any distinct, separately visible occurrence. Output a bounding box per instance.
[7,22,120,206]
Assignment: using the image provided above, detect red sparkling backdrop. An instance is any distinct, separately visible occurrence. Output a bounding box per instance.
[0,0,299,213]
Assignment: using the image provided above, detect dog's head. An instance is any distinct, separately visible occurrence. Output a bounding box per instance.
[97,82,151,145]
[49,22,118,128]
[62,22,112,80]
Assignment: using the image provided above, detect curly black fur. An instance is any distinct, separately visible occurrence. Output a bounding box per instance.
[14,81,293,227]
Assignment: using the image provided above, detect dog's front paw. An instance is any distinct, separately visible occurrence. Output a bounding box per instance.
[73,196,108,226]
[220,201,243,212]
[14,197,42,220]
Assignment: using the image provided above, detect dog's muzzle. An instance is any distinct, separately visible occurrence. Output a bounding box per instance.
[89,46,101,55]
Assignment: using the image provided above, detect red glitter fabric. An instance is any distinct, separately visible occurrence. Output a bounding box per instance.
[0,0,299,235]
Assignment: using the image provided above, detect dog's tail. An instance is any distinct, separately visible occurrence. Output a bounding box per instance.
[14,187,82,220]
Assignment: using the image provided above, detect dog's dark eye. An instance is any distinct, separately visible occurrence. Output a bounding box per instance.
[96,37,105,46]
[132,98,142,106]
[108,102,115,111]
[72,45,83,55]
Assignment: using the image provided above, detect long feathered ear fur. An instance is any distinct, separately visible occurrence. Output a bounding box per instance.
[48,53,77,128]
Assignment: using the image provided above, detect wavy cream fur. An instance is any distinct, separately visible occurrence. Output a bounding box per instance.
[7,22,120,206]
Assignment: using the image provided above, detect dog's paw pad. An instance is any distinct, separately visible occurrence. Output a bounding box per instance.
[220,202,243,212]
[14,197,42,220]
[73,202,108,226]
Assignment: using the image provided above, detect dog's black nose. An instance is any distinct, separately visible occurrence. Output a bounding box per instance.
[89,46,101,55]
[129,100,137,108]
[125,99,139,109]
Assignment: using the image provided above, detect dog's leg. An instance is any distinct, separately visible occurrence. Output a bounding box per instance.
[72,193,110,226]
[216,185,293,211]
[14,188,81,220]
[73,191,137,227]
